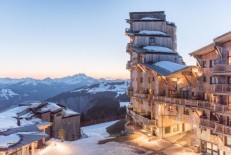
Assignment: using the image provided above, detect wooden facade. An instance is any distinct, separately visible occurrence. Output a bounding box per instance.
[125,11,231,154]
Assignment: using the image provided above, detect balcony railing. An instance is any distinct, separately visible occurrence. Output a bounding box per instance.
[215,123,231,136]
[214,59,226,65]
[214,84,231,94]
[125,28,132,34]
[126,59,139,69]
[214,65,231,73]
[200,118,216,129]
[153,96,231,112]
[128,109,156,126]
[132,92,148,99]
[126,43,132,52]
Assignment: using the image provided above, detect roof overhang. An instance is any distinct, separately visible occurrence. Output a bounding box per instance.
[214,31,231,44]
[189,43,215,57]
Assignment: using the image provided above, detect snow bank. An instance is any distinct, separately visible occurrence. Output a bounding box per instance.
[119,102,129,108]
[153,61,187,73]
[143,46,175,53]
[0,134,20,149]
[139,30,166,35]
[82,121,118,138]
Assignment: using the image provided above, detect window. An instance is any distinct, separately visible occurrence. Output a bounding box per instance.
[210,76,217,84]
[149,37,155,45]
[210,60,215,67]
[202,60,207,68]
[168,106,174,112]
[148,77,151,83]
[140,77,143,83]
[165,126,170,134]
[228,51,231,65]
[203,76,207,82]
[183,107,190,115]
[225,137,231,147]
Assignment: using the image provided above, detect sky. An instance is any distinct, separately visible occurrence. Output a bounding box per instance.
[0,0,231,79]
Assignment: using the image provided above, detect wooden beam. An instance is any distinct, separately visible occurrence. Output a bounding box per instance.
[183,75,191,86]
[137,64,146,72]
[182,71,192,76]
[215,46,222,58]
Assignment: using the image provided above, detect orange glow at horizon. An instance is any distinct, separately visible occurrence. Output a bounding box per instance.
[0,71,130,80]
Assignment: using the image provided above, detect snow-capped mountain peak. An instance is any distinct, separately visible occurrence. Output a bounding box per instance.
[0,89,18,100]
[72,80,130,97]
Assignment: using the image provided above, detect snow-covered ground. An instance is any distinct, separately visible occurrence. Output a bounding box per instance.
[36,121,200,155]
[37,121,150,155]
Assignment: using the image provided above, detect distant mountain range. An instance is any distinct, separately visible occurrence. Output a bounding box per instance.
[46,80,130,122]
[0,74,129,112]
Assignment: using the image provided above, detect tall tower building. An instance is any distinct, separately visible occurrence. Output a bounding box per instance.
[125,11,231,155]
[125,11,195,138]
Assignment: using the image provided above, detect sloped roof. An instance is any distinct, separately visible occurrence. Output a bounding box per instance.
[0,125,48,151]
[189,43,215,57]
[131,46,177,54]
[141,61,188,76]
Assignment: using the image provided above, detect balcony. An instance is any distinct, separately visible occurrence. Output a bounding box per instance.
[126,89,133,97]
[213,59,231,74]
[214,84,231,94]
[215,123,231,137]
[126,59,138,69]
[153,96,231,113]
[132,92,148,99]
[125,28,132,35]
[127,109,156,126]
[200,118,215,129]
[126,43,132,53]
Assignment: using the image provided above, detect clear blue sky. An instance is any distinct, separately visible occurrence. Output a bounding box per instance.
[0,0,230,79]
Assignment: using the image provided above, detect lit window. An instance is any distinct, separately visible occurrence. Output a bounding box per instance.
[229,51,231,65]
[165,126,170,134]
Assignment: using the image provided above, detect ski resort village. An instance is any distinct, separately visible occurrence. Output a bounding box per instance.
[1,6,231,155]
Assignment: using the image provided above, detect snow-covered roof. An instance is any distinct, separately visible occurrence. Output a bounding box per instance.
[0,134,20,149]
[143,46,176,54]
[0,125,48,150]
[63,108,79,118]
[141,17,160,20]
[139,30,166,35]
[0,106,29,117]
[153,61,187,73]
[37,102,62,113]
[0,117,18,132]
[141,61,187,76]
